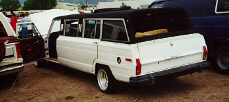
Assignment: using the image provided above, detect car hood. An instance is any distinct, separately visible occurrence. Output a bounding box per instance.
[29,9,79,38]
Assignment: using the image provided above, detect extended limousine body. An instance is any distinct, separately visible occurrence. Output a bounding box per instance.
[31,8,209,93]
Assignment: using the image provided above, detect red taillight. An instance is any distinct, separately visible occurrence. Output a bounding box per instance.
[15,44,21,58]
[203,46,207,60]
[125,58,132,62]
[136,59,141,75]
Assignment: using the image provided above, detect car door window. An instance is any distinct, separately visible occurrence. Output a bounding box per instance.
[50,19,63,36]
[84,20,101,39]
[149,1,165,8]
[16,22,40,39]
[102,20,128,42]
[150,3,164,8]
[65,19,82,37]
[216,0,229,12]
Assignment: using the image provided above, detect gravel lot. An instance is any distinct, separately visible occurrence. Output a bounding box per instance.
[0,62,229,101]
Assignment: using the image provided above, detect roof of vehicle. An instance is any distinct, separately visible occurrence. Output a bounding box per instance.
[54,7,186,20]
[54,7,195,44]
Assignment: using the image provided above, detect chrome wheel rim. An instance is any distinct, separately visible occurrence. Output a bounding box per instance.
[34,61,38,66]
[217,51,229,70]
[97,69,108,91]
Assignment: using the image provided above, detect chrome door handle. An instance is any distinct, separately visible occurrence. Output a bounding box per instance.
[93,42,98,44]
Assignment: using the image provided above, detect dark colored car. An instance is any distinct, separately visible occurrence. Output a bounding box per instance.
[0,12,45,77]
[149,0,229,74]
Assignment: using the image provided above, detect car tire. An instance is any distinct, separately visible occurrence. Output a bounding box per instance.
[96,66,116,94]
[212,46,229,75]
[34,59,47,68]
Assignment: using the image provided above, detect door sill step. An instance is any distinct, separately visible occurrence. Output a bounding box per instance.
[45,58,59,63]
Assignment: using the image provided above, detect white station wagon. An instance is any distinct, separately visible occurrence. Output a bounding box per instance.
[32,8,209,93]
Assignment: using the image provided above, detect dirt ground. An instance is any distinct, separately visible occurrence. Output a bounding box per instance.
[0,62,229,101]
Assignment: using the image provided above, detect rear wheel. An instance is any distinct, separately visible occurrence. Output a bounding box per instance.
[212,46,229,75]
[34,59,47,68]
[97,66,116,94]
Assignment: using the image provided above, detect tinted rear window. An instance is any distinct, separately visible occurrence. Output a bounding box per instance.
[132,10,194,38]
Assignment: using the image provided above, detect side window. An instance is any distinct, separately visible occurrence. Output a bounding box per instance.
[0,21,8,37]
[16,22,40,39]
[50,20,62,35]
[149,1,164,8]
[102,20,128,42]
[84,20,101,39]
[65,19,82,37]
[28,23,40,37]
[216,0,229,12]
[150,3,164,8]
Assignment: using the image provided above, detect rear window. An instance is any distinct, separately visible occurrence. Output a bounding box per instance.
[132,10,194,38]
[216,0,229,13]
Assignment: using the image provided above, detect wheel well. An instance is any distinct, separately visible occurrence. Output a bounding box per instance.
[95,63,111,74]
[208,39,229,58]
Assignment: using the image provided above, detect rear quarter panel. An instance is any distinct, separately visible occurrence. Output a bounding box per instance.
[97,41,139,82]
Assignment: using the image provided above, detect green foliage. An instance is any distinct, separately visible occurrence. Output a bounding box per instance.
[0,0,21,11]
[22,0,57,10]
[120,2,127,8]
[81,5,86,10]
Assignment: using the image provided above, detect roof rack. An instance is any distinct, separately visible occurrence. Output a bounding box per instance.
[93,6,131,13]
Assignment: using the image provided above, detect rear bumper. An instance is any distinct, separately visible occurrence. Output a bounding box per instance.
[129,61,210,85]
[0,63,24,76]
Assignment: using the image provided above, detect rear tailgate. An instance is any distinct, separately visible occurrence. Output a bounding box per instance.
[0,36,23,66]
[137,33,206,75]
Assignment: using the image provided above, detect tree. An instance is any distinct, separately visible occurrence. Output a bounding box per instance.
[120,2,127,8]
[23,0,57,10]
[0,0,21,11]
[81,5,86,10]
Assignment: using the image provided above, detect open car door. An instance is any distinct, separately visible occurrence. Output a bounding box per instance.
[17,22,45,63]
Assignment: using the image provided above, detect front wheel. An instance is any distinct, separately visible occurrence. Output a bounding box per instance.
[34,59,47,68]
[97,66,116,94]
[212,46,229,75]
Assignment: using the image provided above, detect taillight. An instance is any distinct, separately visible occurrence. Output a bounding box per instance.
[125,58,132,62]
[203,46,207,60]
[15,44,21,58]
[136,59,141,75]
